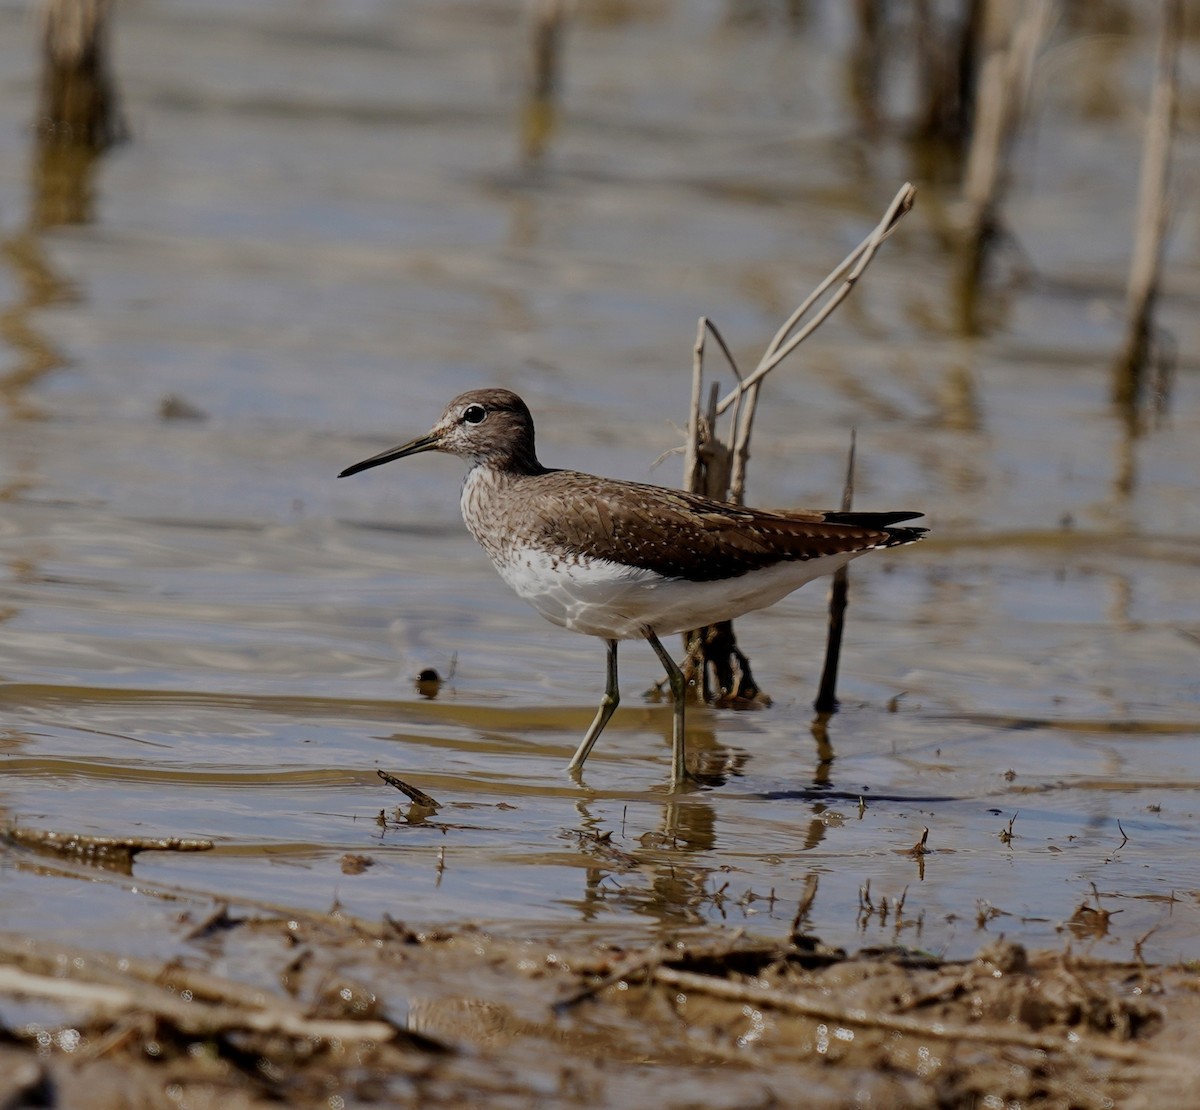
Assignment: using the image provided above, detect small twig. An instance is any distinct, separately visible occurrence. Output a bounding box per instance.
[377,769,440,809]
[908,827,930,857]
[703,317,743,383]
[1115,819,1129,851]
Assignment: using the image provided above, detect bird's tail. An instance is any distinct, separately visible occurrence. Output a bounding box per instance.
[824,510,927,547]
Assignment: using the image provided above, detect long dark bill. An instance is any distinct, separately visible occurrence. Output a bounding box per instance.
[338,431,442,478]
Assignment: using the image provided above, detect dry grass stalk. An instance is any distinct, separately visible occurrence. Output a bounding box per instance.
[684,182,915,506]
[676,186,914,704]
[1112,0,1181,415]
[715,182,915,503]
[958,0,1051,300]
[684,317,741,499]
[961,0,1050,223]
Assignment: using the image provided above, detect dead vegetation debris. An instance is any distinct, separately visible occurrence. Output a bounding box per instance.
[4,825,213,873]
[0,906,1198,1108]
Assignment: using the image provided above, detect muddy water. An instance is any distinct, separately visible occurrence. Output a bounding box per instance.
[0,1,1198,972]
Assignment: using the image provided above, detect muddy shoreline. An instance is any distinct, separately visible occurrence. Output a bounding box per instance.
[2,889,1197,1109]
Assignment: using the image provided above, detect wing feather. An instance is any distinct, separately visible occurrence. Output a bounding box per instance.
[519,472,924,582]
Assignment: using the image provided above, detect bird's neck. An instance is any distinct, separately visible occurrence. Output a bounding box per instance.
[470,448,547,479]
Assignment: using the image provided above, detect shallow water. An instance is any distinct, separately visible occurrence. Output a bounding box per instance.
[0,1,1198,968]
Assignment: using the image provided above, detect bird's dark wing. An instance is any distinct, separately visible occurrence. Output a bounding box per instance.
[520,473,925,583]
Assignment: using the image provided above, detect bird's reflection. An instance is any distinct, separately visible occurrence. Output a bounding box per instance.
[564,709,849,931]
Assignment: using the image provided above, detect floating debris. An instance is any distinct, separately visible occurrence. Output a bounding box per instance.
[376,769,440,810]
[6,826,213,873]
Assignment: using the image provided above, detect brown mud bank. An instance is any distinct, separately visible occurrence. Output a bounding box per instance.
[2,901,1199,1109]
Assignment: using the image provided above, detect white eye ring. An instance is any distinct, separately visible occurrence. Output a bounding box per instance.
[462,404,487,425]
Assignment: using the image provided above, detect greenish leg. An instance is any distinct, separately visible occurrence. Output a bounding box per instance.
[568,639,619,775]
[644,627,690,791]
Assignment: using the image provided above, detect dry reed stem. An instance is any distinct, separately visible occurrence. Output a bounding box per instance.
[529,0,565,101]
[717,183,915,414]
[676,185,913,702]
[681,183,913,505]
[684,318,707,495]
[717,182,915,502]
[813,432,856,715]
[1113,0,1181,411]
[959,0,1050,258]
[37,0,125,148]
[684,316,743,498]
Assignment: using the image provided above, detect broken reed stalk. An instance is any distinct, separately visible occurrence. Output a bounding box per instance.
[680,183,916,704]
[1112,0,1181,416]
[957,0,1050,310]
[682,318,755,702]
[684,316,741,498]
[683,319,706,493]
[813,431,856,715]
[37,0,125,149]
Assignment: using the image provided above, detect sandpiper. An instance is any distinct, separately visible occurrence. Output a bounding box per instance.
[340,388,925,789]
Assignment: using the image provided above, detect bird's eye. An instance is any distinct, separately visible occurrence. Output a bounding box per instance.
[461,404,487,425]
